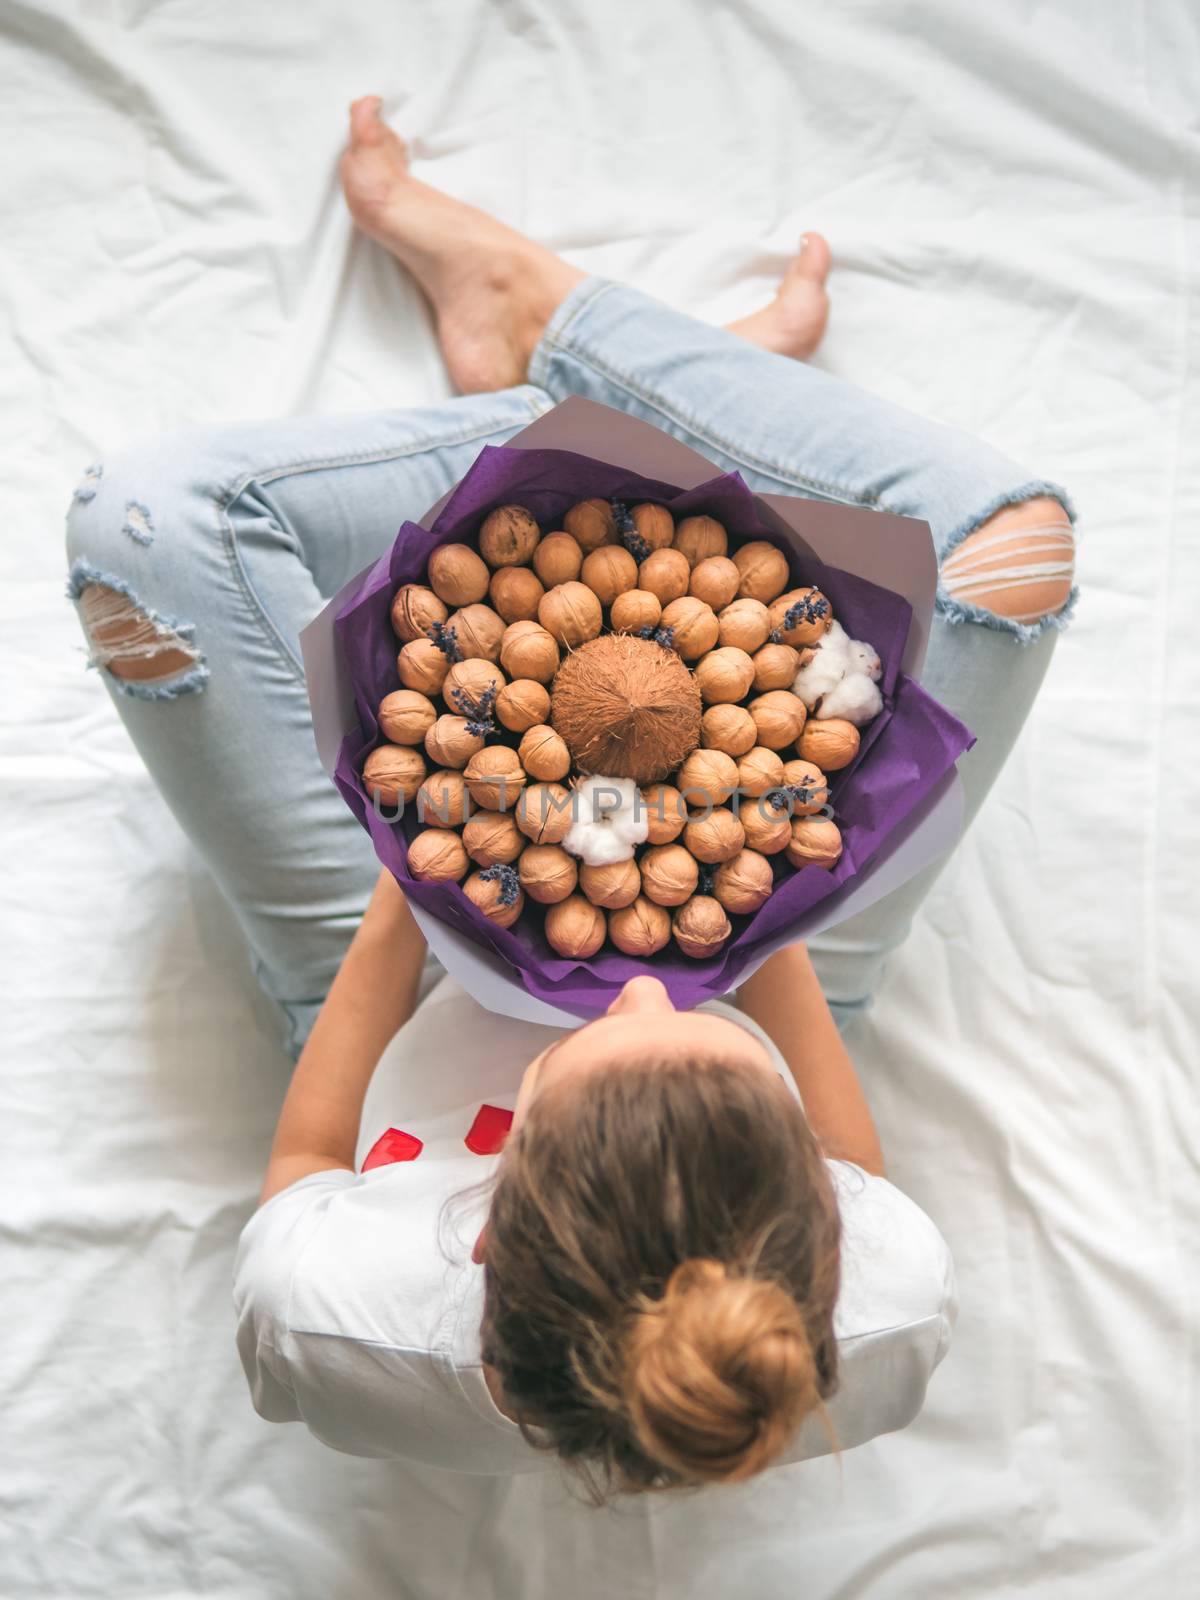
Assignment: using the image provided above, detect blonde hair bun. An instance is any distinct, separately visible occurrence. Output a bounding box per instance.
[624,1257,817,1483]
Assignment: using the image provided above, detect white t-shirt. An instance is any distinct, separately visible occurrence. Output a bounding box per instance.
[233,973,956,1474]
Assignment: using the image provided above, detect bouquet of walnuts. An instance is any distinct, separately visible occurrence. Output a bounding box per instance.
[309,401,974,1019]
[365,493,883,966]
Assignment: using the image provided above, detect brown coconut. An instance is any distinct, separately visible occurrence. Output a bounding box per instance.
[549,632,701,785]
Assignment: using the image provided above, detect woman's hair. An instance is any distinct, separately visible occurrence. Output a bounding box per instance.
[475,1052,842,1502]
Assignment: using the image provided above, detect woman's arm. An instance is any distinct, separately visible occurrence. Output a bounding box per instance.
[736,943,886,1177]
[257,869,427,1206]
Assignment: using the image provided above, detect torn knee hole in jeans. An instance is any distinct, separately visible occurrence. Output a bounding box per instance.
[65,560,209,699]
[939,509,1076,637]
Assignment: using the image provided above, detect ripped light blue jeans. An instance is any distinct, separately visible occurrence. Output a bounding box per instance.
[64,276,1077,1059]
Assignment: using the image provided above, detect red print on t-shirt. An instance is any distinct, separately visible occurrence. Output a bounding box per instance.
[464,1104,514,1156]
[362,1128,424,1169]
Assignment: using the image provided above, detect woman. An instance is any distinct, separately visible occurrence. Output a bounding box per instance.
[64,98,1076,1498]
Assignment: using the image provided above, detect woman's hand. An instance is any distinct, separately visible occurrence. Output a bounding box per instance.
[256,867,428,1205]
[736,943,885,1178]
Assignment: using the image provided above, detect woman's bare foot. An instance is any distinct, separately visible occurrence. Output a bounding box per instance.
[340,97,830,390]
[340,96,584,393]
[725,235,832,358]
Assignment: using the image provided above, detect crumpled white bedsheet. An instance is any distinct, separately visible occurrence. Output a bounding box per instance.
[3,1,1197,1596]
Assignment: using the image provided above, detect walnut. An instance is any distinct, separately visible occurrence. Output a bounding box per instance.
[462,811,524,867]
[489,566,545,624]
[416,768,468,829]
[533,531,583,587]
[499,619,560,683]
[747,689,807,750]
[609,588,663,634]
[700,703,758,757]
[443,658,505,709]
[717,597,771,654]
[495,678,551,733]
[428,543,490,607]
[563,498,617,551]
[581,545,638,606]
[515,781,574,844]
[607,896,672,956]
[463,868,525,927]
[638,783,687,844]
[579,857,642,910]
[736,746,785,797]
[658,596,719,660]
[362,744,425,806]
[768,586,833,647]
[406,829,469,883]
[478,504,540,567]
[424,714,484,770]
[750,641,802,691]
[672,894,732,959]
[786,816,844,870]
[537,581,603,647]
[639,843,699,907]
[672,515,728,568]
[463,745,526,811]
[544,894,607,958]
[780,758,829,816]
[797,718,860,771]
[675,748,739,808]
[377,689,436,745]
[712,849,774,915]
[397,637,451,694]
[732,540,790,604]
[630,503,675,551]
[517,843,578,905]
[693,646,755,704]
[638,547,691,604]
[445,603,505,662]
[739,797,793,855]
[683,807,745,864]
[390,584,447,643]
[689,556,740,611]
[518,724,572,782]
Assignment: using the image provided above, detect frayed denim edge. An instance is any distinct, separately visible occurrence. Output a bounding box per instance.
[936,581,1081,645]
[935,476,1078,645]
[64,556,209,698]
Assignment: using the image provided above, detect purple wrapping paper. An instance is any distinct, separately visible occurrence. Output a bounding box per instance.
[323,434,976,1017]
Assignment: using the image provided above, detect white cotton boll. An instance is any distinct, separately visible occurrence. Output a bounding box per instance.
[846,636,882,681]
[792,619,851,708]
[563,775,650,866]
[816,672,883,725]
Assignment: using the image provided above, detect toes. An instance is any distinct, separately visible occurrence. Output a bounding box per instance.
[349,95,385,146]
[791,230,831,285]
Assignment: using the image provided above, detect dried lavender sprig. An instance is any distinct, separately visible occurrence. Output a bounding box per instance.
[611,497,651,563]
[769,588,830,643]
[449,683,497,737]
[697,864,716,897]
[427,620,463,662]
[764,780,828,814]
[479,862,521,907]
[634,623,676,650]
